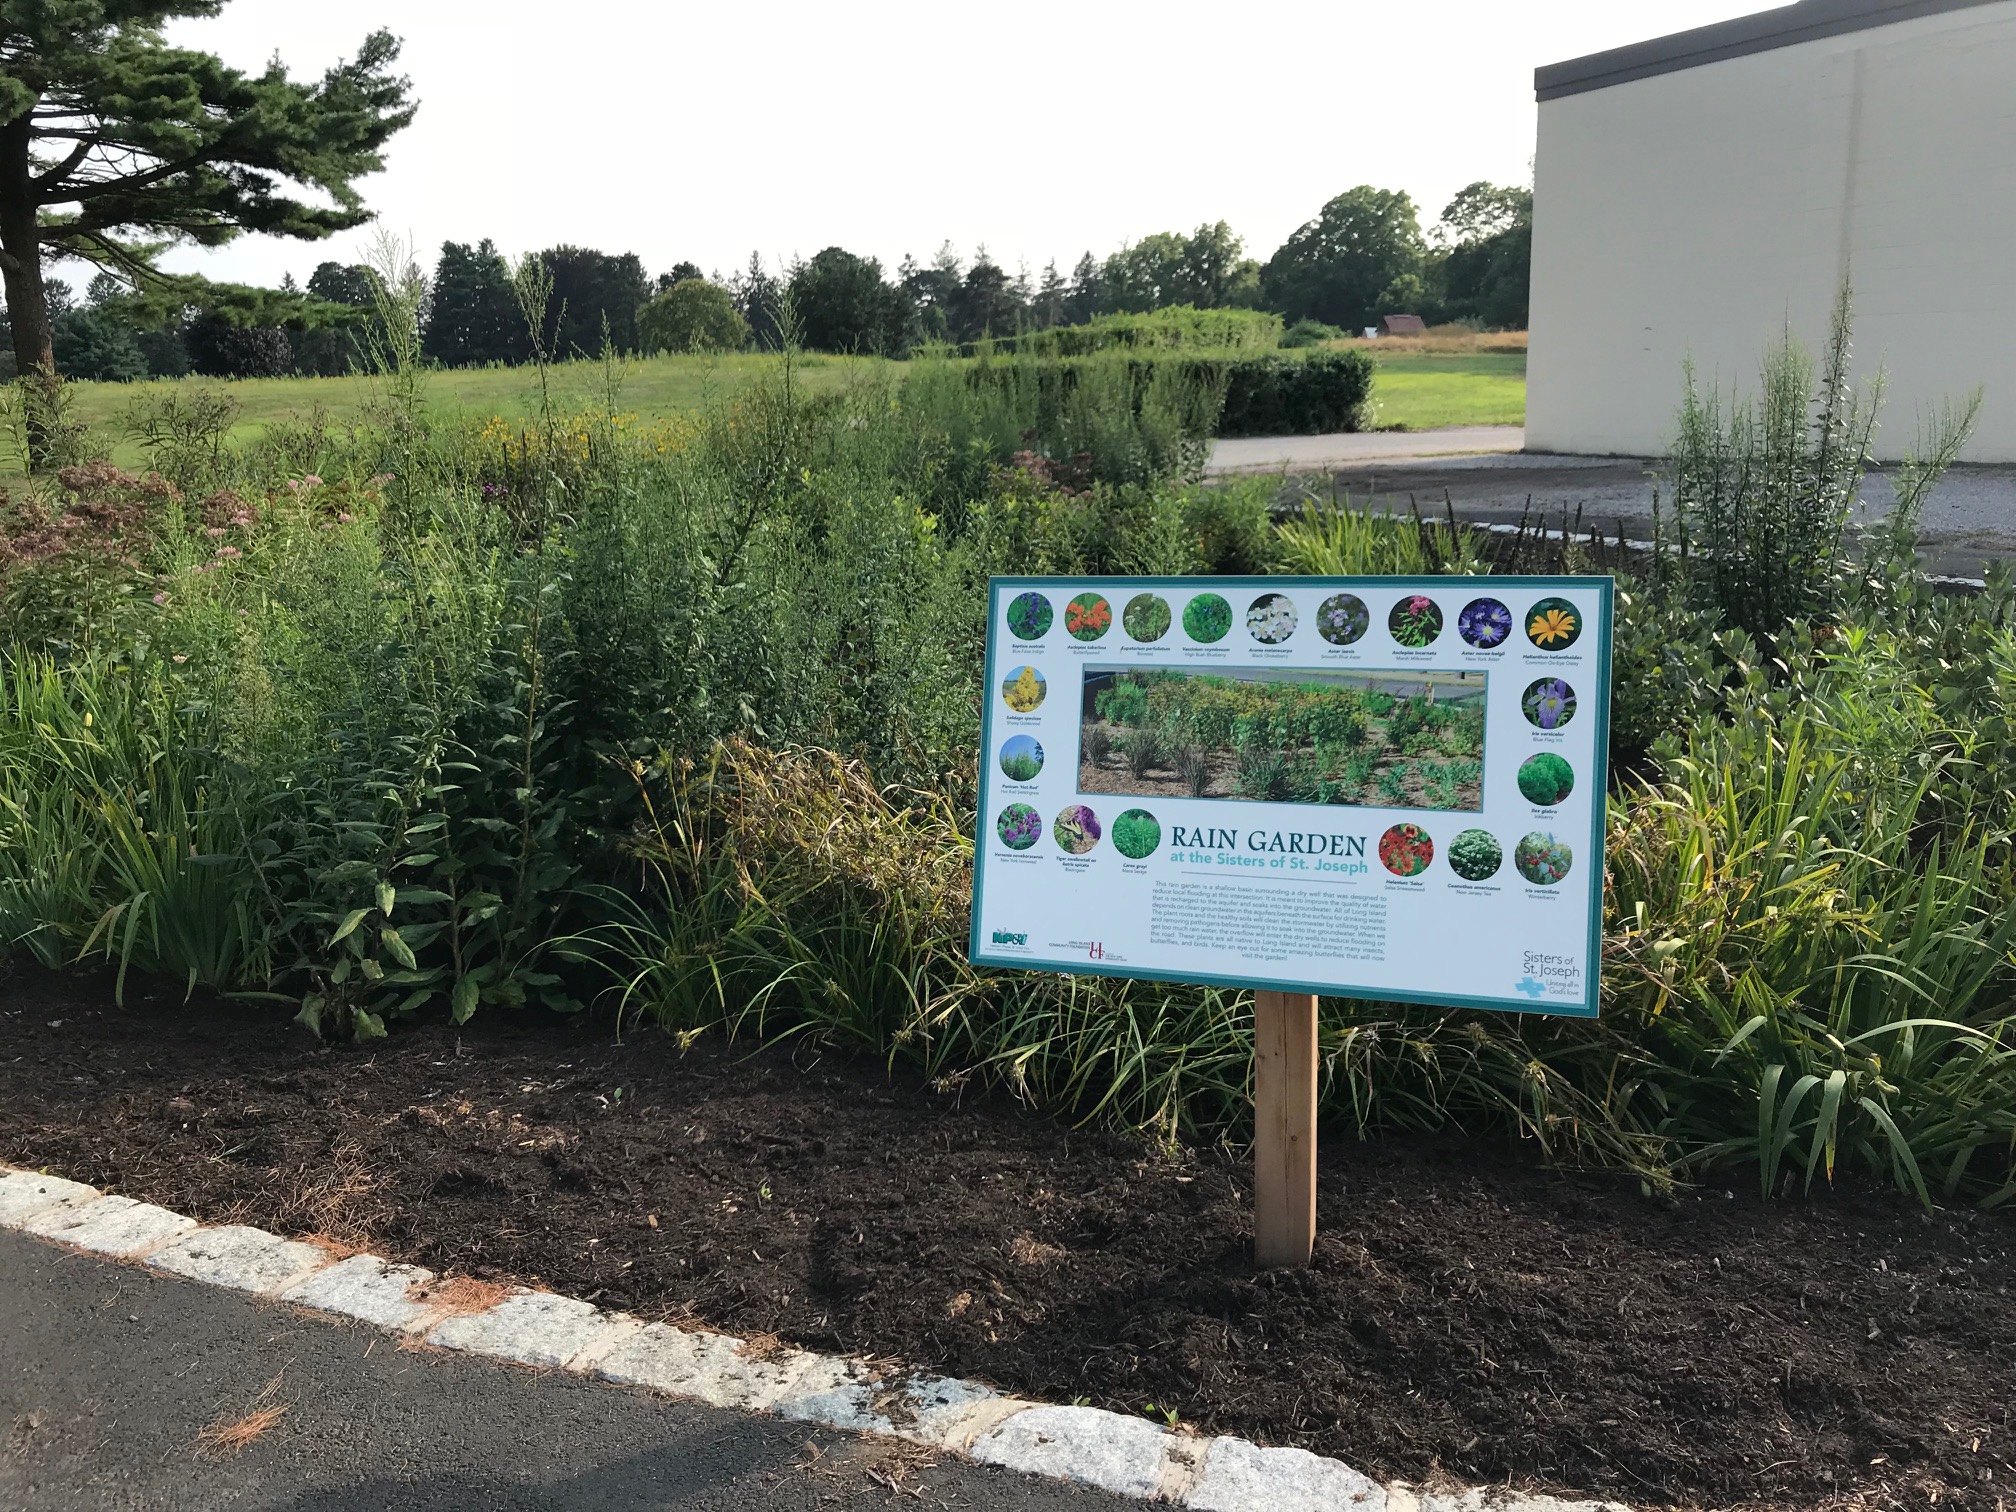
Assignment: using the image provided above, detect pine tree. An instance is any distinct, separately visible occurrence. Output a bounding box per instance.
[1064,252,1103,325]
[423,239,521,367]
[0,3,415,455]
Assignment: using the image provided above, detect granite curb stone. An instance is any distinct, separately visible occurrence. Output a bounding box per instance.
[0,1161,1632,1512]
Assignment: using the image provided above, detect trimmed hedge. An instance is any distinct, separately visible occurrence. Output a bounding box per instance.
[953,347,1375,439]
[992,306,1283,358]
[1213,351,1373,436]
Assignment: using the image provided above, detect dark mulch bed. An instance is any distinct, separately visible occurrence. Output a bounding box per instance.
[4,970,2013,1510]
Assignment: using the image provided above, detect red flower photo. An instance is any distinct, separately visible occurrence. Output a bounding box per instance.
[1378,823,1435,877]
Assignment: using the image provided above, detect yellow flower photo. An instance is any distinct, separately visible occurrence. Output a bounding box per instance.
[1524,599,1583,651]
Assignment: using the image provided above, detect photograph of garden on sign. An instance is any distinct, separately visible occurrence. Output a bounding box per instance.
[1077,665,1486,809]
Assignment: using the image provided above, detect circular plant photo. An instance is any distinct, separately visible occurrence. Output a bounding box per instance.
[1517,752,1576,807]
[1005,591,1052,641]
[1053,803,1102,854]
[1447,828,1503,881]
[1315,592,1370,647]
[1065,592,1112,641]
[1378,822,1435,877]
[1183,592,1233,644]
[998,734,1044,782]
[1457,597,1513,650]
[1515,831,1575,885]
[1522,677,1577,731]
[1388,593,1444,648]
[1112,808,1162,860]
[1246,592,1298,644]
[1123,592,1171,643]
[1525,597,1584,651]
[1001,665,1047,713]
[995,802,1041,851]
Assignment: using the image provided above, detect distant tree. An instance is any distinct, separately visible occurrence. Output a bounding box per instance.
[638,278,748,353]
[306,262,377,309]
[728,252,784,348]
[899,242,962,344]
[954,248,1022,341]
[1433,182,1532,329]
[185,312,292,377]
[787,247,908,355]
[0,5,414,457]
[655,261,705,293]
[1101,232,1184,313]
[1098,223,1259,314]
[1433,182,1531,249]
[38,273,145,381]
[1029,260,1068,329]
[289,259,374,374]
[533,245,651,355]
[1260,187,1427,330]
[423,239,522,367]
[1063,252,1103,325]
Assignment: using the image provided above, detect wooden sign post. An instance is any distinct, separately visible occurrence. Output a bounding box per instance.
[1252,989,1317,1269]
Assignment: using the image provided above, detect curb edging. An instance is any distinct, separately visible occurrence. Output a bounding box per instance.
[0,1164,1627,1512]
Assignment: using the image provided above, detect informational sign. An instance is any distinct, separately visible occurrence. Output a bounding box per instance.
[968,576,1612,1017]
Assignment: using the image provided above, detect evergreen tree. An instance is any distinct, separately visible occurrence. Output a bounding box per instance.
[728,251,783,349]
[423,239,521,367]
[0,2,415,454]
[533,244,650,355]
[898,241,962,344]
[1030,260,1067,329]
[1063,252,1103,325]
[954,247,1021,342]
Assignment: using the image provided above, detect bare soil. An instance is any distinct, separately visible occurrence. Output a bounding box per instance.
[3,968,2013,1510]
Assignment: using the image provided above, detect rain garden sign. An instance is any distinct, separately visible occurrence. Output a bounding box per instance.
[969,575,1613,1264]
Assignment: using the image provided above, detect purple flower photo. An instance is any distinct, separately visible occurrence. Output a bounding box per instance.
[1458,597,1513,649]
[1522,677,1577,731]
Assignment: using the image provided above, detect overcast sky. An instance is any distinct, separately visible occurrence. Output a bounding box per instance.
[153,0,1778,289]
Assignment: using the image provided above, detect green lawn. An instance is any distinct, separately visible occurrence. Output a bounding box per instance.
[1363,352,1527,430]
[44,347,1525,471]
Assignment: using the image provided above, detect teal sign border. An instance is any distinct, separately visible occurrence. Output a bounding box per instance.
[967,574,1614,1019]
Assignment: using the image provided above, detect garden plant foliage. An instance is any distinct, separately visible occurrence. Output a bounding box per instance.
[3,293,2015,1206]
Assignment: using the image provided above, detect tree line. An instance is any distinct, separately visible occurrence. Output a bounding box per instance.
[8,183,1531,382]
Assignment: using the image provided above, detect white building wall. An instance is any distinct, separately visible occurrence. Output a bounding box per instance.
[1528,3,2016,461]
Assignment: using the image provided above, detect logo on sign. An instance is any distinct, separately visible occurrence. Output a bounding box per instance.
[1514,976,1547,999]
[1087,942,1106,960]
[991,929,1029,947]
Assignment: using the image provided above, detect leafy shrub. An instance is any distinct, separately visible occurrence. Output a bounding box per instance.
[1182,592,1232,643]
[1005,591,1053,641]
[638,278,749,354]
[1517,752,1575,806]
[1448,828,1502,881]
[1279,318,1345,349]
[1095,680,1148,726]
[1123,592,1170,642]
[1514,831,1573,885]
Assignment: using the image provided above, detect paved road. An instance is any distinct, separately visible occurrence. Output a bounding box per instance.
[1206,426,1524,474]
[0,1229,1137,1512]
[1207,429,2016,580]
